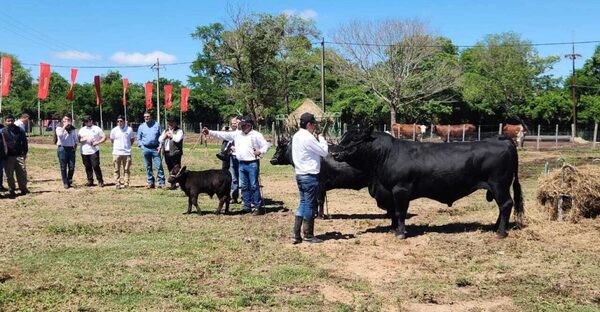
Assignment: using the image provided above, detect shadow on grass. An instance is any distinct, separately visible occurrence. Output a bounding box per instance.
[325,212,416,220]
[361,221,496,237]
[317,231,356,241]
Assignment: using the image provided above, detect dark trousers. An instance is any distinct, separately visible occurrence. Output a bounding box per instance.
[81,151,103,183]
[57,146,76,186]
[164,153,182,176]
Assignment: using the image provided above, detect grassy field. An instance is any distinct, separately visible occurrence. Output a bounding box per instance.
[1,139,600,311]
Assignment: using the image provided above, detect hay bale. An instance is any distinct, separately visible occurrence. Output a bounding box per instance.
[537,164,600,222]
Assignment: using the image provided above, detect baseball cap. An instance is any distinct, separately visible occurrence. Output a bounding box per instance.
[300,112,316,125]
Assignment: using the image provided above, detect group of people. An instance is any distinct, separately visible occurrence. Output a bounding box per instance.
[2,110,328,244]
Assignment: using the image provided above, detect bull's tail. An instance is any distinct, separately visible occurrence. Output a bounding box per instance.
[512,154,524,229]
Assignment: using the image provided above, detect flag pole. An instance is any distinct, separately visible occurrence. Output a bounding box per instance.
[99,103,103,130]
[38,98,42,135]
[71,102,74,121]
[0,54,3,115]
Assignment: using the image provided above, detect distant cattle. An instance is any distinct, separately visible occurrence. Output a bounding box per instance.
[332,127,524,239]
[503,124,526,147]
[270,139,387,218]
[391,123,428,141]
[433,124,476,142]
[168,165,231,214]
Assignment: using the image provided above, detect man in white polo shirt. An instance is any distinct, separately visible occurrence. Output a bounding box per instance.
[203,116,271,215]
[110,115,135,189]
[291,112,328,244]
[78,115,107,187]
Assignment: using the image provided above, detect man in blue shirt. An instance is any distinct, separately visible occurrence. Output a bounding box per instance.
[137,111,165,188]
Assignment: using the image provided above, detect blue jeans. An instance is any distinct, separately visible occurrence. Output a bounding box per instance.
[238,160,261,209]
[295,174,319,220]
[142,147,165,186]
[229,156,239,201]
[57,146,76,186]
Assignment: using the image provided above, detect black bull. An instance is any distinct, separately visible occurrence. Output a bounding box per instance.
[270,139,380,218]
[332,128,524,239]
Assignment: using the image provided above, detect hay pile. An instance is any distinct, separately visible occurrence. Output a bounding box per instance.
[537,164,600,222]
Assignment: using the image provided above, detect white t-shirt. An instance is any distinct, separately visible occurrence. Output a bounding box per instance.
[208,129,270,161]
[78,125,104,155]
[292,128,328,175]
[110,125,135,156]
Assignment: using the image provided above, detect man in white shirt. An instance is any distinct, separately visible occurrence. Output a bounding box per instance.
[203,116,271,214]
[78,115,107,187]
[159,117,184,190]
[56,114,78,188]
[110,115,135,189]
[291,112,328,244]
[14,113,29,133]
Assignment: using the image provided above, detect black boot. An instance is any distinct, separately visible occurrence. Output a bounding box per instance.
[293,216,303,244]
[302,218,323,243]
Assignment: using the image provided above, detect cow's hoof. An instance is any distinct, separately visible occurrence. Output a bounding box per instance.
[496,231,508,239]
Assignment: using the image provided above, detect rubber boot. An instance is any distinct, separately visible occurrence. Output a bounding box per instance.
[302,218,323,243]
[292,216,303,244]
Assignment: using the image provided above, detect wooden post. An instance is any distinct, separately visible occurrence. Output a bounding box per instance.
[477,125,481,141]
[593,123,598,149]
[447,125,450,143]
[536,125,541,151]
[555,124,559,148]
[499,123,503,135]
[462,124,466,142]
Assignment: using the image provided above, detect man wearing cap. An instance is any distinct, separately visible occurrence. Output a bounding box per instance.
[137,111,165,188]
[78,115,107,187]
[2,114,29,198]
[159,117,184,189]
[202,116,271,214]
[110,115,135,189]
[291,112,328,244]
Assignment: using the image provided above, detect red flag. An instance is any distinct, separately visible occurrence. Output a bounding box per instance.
[164,84,173,110]
[37,63,51,99]
[65,68,77,100]
[93,75,102,105]
[180,87,189,112]
[122,78,129,106]
[145,82,153,110]
[1,56,12,97]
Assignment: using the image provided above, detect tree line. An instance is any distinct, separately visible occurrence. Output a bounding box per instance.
[2,9,600,128]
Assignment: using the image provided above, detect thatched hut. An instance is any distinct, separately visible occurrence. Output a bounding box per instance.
[287,98,325,127]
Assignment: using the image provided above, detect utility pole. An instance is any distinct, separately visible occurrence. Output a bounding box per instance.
[320,37,326,113]
[565,41,581,137]
[151,58,161,126]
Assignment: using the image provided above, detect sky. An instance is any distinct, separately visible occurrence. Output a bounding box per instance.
[1,0,599,85]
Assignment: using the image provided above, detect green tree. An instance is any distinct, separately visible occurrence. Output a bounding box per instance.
[460,32,558,123]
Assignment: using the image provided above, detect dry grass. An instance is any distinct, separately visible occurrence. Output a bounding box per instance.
[1,139,600,311]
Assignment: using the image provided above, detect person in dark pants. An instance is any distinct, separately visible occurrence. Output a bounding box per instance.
[77,115,106,187]
[0,122,7,193]
[55,114,77,188]
[159,117,184,189]
[2,114,29,198]
[291,113,328,244]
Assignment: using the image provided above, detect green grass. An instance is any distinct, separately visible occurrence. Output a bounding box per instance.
[1,143,600,311]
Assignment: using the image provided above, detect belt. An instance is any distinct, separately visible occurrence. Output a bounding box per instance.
[238,159,258,164]
[58,145,75,148]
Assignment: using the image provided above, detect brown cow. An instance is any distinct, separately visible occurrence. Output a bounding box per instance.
[391,123,428,141]
[433,124,476,142]
[502,124,526,147]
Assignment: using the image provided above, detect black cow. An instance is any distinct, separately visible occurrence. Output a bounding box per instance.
[332,127,524,239]
[168,164,232,214]
[270,138,378,218]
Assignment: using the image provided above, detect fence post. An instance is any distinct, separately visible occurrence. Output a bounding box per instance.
[413,123,417,141]
[499,123,503,135]
[555,124,559,148]
[271,122,276,145]
[383,124,386,132]
[430,124,434,140]
[477,125,481,141]
[462,124,466,142]
[343,123,347,136]
[447,125,450,143]
[571,123,575,141]
[536,125,541,151]
[593,123,598,149]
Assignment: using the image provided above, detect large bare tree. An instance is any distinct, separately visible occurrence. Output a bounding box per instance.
[331,19,461,126]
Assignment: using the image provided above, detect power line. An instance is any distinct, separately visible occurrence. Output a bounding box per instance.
[20,62,194,69]
[315,39,600,48]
